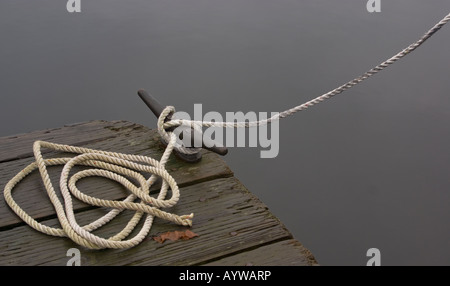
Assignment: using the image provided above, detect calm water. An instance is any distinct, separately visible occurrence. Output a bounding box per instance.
[1,0,449,265]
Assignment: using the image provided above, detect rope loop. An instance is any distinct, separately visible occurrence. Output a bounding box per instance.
[3,139,193,249]
[158,106,202,155]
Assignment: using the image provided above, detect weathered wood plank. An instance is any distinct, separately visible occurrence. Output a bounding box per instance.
[0,177,297,266]
[0,120,317,266]
[0,122,232,228]
[205,239,318,266]
[0,120,137,163]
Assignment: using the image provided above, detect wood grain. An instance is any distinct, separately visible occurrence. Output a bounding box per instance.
[0,121,232,228]
[0,121,317,266]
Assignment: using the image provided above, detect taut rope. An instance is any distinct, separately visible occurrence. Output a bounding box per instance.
[4,12,450,249]
[164,13,450,132]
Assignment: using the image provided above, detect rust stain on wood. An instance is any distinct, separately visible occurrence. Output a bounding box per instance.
[152,230,199,244]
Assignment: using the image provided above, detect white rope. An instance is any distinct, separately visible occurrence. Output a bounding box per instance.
[4,137,193,249]
[164,12,450,133]
[3,12,449,250]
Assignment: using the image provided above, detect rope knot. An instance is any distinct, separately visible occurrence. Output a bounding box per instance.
[157,106,202,156]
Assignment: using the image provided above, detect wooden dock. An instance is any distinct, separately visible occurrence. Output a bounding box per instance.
[0,120,317,266]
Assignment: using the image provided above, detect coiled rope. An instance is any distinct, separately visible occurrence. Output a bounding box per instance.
[4,112,193,250]
[4,12,450,249]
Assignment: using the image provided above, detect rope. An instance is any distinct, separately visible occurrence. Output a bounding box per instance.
[4,138,193,249]
[163,12,450,133]
[3,12,449,250]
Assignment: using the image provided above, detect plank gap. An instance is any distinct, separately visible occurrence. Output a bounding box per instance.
[196,237,293,266]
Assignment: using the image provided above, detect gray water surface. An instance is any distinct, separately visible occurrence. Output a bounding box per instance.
[1,0,449,265]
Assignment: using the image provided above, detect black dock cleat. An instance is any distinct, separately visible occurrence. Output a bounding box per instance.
[137,89,228,163]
